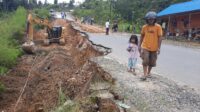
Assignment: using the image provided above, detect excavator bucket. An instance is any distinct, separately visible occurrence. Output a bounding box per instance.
[22,41,36,54]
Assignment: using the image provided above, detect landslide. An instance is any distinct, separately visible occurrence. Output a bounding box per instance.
[0,19,115,112]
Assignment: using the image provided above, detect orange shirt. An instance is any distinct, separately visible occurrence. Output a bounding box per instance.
[141,24,163,51]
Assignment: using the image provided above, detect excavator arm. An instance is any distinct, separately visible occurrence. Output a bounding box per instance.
[26,13,52,42]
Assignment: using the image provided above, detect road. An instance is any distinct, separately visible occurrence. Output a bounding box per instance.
[57,12,200,89]
[54,12,74,21]
[88,33,200,89]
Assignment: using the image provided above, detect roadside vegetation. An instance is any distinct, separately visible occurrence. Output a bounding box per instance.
[0,82,5,93]
[0,2,52,75]
[0,7,26,75]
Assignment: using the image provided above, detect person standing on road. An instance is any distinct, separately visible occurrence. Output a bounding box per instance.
[81,17,84,23]
[105,20,110,35]
[139,11,163,81]
[112,20,118,32]
[64,12,66,19]
[61,12,63,18]
[127,35,139,75]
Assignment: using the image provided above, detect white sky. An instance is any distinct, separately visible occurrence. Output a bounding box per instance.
[37,0,85,4]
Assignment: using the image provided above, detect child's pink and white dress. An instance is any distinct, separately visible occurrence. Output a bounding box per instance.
[127,43,139,69]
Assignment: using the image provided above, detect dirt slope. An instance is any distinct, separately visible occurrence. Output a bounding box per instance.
[0,19,115,112]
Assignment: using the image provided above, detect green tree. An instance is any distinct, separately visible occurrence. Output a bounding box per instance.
[74,0,111,24]
[38,0,42,6]
[69,0,75,8]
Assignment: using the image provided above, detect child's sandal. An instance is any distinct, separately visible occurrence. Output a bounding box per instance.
[127,69,132,72]
[132,72,137,75]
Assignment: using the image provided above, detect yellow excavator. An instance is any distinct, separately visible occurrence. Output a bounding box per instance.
[22,12,65,54]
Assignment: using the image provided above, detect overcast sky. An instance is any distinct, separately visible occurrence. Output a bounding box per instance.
[37,0,85,4]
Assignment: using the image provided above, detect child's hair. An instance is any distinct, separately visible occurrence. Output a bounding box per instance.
[129,35,138,45]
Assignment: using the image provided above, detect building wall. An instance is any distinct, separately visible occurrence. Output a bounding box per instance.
[169,15,189,35]
[160,11,200,36]
[191,13,200,28]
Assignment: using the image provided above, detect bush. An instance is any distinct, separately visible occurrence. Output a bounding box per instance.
[117,22,141,33]
[0,6,26,75]
[118,22,131,32]
[0,66,8,76]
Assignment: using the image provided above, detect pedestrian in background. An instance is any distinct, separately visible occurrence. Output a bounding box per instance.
[139,11,163,81]
[105,20,110,35]
[127,35,139,75]
[81,17,84,24]
[61,12,64,19]
[64,12,66,19]
[112,20,118,32]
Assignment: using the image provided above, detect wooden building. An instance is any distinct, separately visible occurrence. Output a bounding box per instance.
[157,0,200,38]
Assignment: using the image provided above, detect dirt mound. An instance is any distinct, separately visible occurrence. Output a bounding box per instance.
[0,19,116,112]
[0,55,37,111]
[76,22,105,33]
[16,50,100,111]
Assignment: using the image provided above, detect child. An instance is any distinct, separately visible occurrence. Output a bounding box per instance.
[127,35,139,75]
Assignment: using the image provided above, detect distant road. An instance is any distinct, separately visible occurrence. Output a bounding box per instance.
[54,12,74,21]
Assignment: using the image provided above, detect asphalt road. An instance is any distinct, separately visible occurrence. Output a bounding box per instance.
[54,12,74,21]
[88,33,200,89]
[56,12,200,89]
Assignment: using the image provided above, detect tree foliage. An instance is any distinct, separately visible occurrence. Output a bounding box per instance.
[69,0,75,8]
[0,0,41,11]
[74,0,111,24]
[114,0,190,22]
[74,0,190,25]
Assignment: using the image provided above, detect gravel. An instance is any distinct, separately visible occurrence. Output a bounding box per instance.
[91,56,200,112]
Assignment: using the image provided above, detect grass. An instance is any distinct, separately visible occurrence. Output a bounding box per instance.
[52,85,81,112]
[58,86,67,106]
[0,82,5,93]
[54,103,80,112]
[0,66,8,75]
[0,7,26,75]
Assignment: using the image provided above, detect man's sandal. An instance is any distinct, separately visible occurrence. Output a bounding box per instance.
[140,76,147,81]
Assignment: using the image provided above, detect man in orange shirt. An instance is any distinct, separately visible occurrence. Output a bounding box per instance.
[139,11,163,80]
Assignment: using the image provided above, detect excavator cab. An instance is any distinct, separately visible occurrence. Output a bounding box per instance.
[51,26,62,39]
[44,26,65,45]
